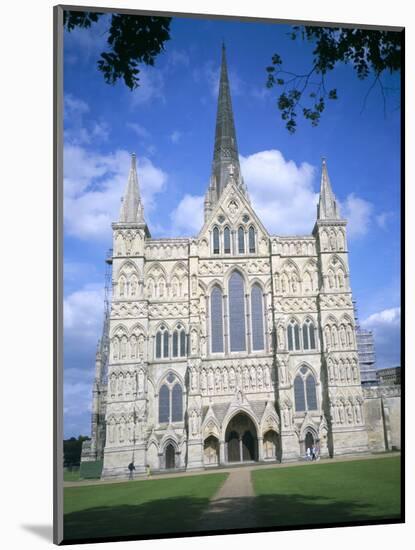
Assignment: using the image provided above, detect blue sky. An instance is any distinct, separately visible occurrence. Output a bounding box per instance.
[63,13,401,438]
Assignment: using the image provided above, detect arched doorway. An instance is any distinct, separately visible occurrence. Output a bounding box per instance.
[225,412,258,463]
[204,436,219,465]
[263,430,278,460]
[165,443,175,469]
[304,431,315,454]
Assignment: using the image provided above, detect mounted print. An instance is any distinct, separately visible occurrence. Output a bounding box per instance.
[54,4,404,545]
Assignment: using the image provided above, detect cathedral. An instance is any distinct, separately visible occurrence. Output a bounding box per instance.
[82,45,374,479]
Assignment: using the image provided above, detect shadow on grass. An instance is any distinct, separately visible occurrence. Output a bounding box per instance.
[64,491,401,542]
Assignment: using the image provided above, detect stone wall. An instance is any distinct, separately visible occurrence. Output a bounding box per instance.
[362,385,401,452]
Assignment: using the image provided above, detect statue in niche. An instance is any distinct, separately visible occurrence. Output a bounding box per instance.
[321,231,328,251]
[296,242,301,254]
[330,402,335,424]
[138,334,144,358]
[347,326,354,347]
[337,231,344,250]
[131,277,137,296]
[278,363,286,385]
[274,273,279,291]
[329,230,336,250]
[334,361,339,381]
[328,362,334,383]
[281,274,287,293]
[277,325,285,349]
[257,366,263,388]
[331,327,338,348]
[338,270,345,288]
[354,401,362,423]
[346,362,352,383]
[352,361,359,382]
[243,367,249,390]
[324,326,331,350]
[125,233,133,254]
[116,233,124,256]
[208,369,214,391]
[172,279,178,297]
[282,406,290,428]
[291,273,298,293]
[200,335,207,356]
[223,368,229,391]
[338,403,345,424]
[124,374,131,395]
[119,278,125,297]
[264,366,271,388]
[339,362,345,381]
[130,335,137,359]
[340,326,346,348]
[267,307,273,331]
[229,368,236,390]
[147,281,153,298]
[108,419,115,443]
[190,330,198,355]
[328,271,335,289]
[121,336,127,358]
[346,402,354,424]
[138,369,144,394]
[191,411,199,436]
[191,368,197,391]
[118,422,124,443]
[250,366,256,389]
[118,375,124,395]
[113,338,119,360]
[201,369,207,393]
[215,369,221,392]
[159,280,165,298]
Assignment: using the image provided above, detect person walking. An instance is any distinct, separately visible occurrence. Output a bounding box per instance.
[311,446,316,461]
[306,447,311,461]
[128,461,136,480]
[146,464,152,479]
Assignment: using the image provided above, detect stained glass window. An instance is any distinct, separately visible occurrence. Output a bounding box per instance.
[306,375,318,410]
[249,226,256,253]
[171,384,183,421]
[224,227,231,254]
[211,286,224,353]
[238,227,245,253]
[229,271,246,352]
[213,226,220,254]
[159,384,169,422]
[294,375,306,412]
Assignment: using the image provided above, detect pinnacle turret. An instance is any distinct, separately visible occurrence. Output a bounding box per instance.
[317,158,340,220]
[119,153,145,223]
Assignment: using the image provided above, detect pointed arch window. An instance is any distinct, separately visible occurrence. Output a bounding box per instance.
[251,284,264,351]
[159,375,184,423]
[249,226,256,253]
[211,286,224,353]
[303,319,316,350]
[156,325,169,359]
[159,384,170,422]
[238,227,245,254]
[224,227,231,254]
[287,320,301,351]
[229,271,246,352]
[213,226,220,254]
[294,366,318,412]
[173,325,187,358]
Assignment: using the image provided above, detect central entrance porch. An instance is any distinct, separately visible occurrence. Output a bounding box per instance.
[225,412,258,463]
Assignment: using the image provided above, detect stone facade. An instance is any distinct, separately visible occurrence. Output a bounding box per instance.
[80,45,397,480]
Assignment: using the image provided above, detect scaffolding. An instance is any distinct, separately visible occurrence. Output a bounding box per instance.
[353,301,377,385]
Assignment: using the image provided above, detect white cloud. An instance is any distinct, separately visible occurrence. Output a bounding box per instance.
[167,49,190,68]
[362,307,401,369]
[64,94,109,145]
[130,67,165,105]
[170,130,182,144]
[64,146,167,240]
[194,61,244,99]
[170,194,205,236]
[127,122,149,138]
[241,150,317,235]
[340,193,374,238]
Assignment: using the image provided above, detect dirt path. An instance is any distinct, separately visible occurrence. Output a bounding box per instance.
[197,468,256,531]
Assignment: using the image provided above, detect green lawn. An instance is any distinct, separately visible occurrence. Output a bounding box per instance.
[63,469,80,482]
[252,456,401,528]
[64,472,228,541]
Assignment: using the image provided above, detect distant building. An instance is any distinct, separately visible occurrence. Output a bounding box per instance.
[377,367,401,386]
[353,301,377,386]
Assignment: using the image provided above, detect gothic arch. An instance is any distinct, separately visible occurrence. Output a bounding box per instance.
[156,369,185,394]
[221,407,260,441]
[111,324,129,338]
[224,266,248,287]
[129,322,146,337]
[116,260,139,278]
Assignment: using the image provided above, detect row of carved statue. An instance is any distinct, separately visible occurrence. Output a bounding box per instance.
[194,363,274,395]
[108,369,146,398]
[327,357,360,384]
[329,397,364,425]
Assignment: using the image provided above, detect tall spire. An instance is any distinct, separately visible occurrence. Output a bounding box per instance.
[208,44,245,209]
[317,158,340,220]
[119,153,144,223]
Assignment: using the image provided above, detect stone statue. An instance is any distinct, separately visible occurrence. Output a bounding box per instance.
[291,273,298,293]
[201,369,207,393]
[278,325,285,349]
[113,338,119,359]
[340,326,346,348]
[229,368,236,390]
[264,366,271,388]
[338,270,345,288]
[130,335,137,358]
[118,374,124,395]
[138,369,144,394]
[131,277,137,296]
[324,326,331,349]
[328,271,335,289]
[119,278,125,296]
[191,330,198,355]
[250,366,256,389]
[346,402,354,424]
[223,368,229,391]
[191,411,198,436]
[243,367,249,390]
[110,375,116,396]
[208,369,214,391]
[138,334,144,357]
[215,369,221,392]
[355,401,362,423]
[329,230,336,250]
[257,366,263,388]
[191,368,197,391]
